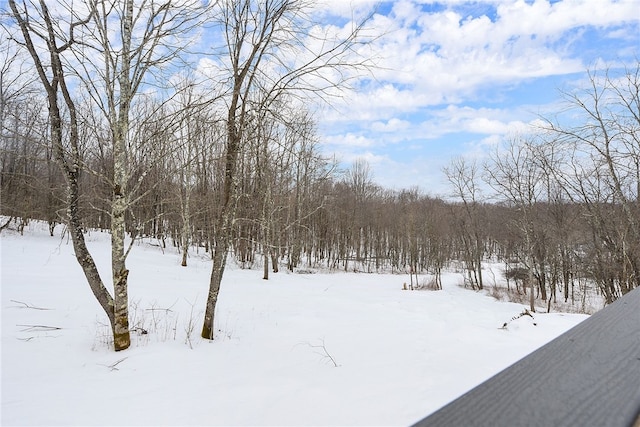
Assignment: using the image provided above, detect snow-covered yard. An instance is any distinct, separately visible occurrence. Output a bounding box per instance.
[1,222,588,426]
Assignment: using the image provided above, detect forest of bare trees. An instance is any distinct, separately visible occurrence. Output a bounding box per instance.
[1,2,638,350]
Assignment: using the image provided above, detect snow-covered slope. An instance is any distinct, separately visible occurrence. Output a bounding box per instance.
[1,222,587,426]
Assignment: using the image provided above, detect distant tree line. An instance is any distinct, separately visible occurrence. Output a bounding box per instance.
[3,63,638,312]
[1,0,637,351]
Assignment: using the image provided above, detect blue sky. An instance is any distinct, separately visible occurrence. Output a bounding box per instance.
[311,0,640,196]
[2,0,637,198]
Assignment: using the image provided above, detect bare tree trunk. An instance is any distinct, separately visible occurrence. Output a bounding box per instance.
[261,159,272,280]
[202,231,229,339]
[107,0,134,351]
[68,174,116,329]
[111,182,130,350]
[528,256,535,313]
[201,148,236,338]
[181,188,191,267]
[201,98,240,338]
[263,250,270,280]
[475,236,484,290]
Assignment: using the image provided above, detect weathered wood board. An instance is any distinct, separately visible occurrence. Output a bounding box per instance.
[412,288,640,427]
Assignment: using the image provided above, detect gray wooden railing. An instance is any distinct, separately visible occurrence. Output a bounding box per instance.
[412,287,640,427]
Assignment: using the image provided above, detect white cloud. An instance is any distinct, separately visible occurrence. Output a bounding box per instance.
[339,151,389,169]
[371,118,411,132]
[310,0,638,192]
[152,0,640,194]
[409,105,535,139]
[324,132,378,148]
[314,0,638,127]
[312,0,380,19]
[366,153,453,195]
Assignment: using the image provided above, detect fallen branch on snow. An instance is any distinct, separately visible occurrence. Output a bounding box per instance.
[500,308,536,329]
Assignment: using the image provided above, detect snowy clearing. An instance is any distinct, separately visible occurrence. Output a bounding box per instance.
[1,222,588,426]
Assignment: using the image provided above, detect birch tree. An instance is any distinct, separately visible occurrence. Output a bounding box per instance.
[82,0,207,349]
[9,0,207,350]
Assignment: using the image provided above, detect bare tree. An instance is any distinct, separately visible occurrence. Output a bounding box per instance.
[201,0,372,339]
[444,157,486,290]
[342,158,374,271]
[539,64,640,301]
[0,30,59,232]
[81,0,207,349]
[163,77,218,267]
[8,0,121,345]
[485,137,545,312]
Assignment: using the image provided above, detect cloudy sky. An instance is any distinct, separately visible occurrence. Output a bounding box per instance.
[310,0,640,196]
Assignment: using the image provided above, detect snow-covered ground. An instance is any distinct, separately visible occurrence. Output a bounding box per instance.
[1,222,588,426]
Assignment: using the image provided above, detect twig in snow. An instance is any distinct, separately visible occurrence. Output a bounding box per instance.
[10,300,52,310]
[301,339,340,367]
[145,299,177,314]
[183,297,200,349]
[17,336,59,341]
[100,357,128,371]
[17,324,62,332]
